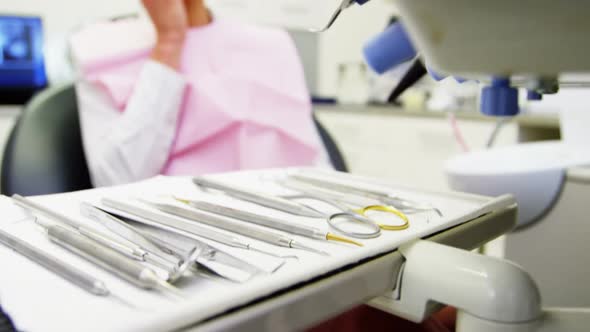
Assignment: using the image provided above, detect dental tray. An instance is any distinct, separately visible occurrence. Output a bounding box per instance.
[0,168,516,332]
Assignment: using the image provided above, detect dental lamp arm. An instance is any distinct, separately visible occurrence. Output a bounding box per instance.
[332,0,520,116]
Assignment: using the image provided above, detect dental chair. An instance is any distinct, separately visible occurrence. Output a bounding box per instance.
[0,83,92,196]
[0,84,347,196]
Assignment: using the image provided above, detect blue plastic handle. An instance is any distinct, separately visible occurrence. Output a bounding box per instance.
[363,22,416,74]
[481,77,519,116]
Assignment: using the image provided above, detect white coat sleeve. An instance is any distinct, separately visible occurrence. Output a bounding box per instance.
[76,60,187,187]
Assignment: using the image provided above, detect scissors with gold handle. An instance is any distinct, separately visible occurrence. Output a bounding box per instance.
[278,179,409,239]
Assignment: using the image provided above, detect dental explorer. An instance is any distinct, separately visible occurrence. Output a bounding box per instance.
[173,198,361,247]
[143,200,330,256]
[102,198,296,260]
[289,173,443,216]
[192,177,324,218]
[12,195,148,260]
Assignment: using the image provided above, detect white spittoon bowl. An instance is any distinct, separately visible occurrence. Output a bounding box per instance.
[445,141,590,227]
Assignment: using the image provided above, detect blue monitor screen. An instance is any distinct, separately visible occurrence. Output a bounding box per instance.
[0,15,47,93]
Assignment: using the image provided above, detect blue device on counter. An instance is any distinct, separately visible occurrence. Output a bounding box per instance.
[0,15,47,104]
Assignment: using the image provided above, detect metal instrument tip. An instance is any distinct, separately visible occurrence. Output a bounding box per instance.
[308,7,342,33]
[249,246,296,263]
[270,260,287,273]
[326,233,363,247]
[155,279,187,300]
[109,292,142,310]
[290,241,330,256]
[172,196,191,205]
[33,217,52,232]
[295,206,326,219]
[433,208,444,217]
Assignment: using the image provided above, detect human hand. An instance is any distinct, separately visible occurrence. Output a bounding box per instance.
[143,0,188,44]
[142,0,188,69]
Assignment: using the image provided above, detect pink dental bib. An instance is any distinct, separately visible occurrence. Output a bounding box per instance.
[71,18,322,175]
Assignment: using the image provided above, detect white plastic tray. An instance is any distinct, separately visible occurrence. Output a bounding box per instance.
[0,169,516,332]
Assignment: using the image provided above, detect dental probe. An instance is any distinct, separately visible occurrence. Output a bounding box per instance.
[12,195,147,260]
[35,219,184,299]
[102,198,296,260]
[289,173,443,217]
[192,177,324,218]
[173,198,360,247]
[143,200,328,256]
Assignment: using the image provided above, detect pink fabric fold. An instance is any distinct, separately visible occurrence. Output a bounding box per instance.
[71,18,322,175]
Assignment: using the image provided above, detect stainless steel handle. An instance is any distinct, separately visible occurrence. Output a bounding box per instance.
[80,203,179,267]
[47,225,158,289]
[189,201,321,239]
[13,195,146,256]
[0,227,110,296]
[152,203,285,241]
[12,194,82,229]
[77,226,144,260]
[102,198,248,249]
[192,177,316,216]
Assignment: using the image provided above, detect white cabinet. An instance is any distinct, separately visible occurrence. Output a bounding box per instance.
[316,107,519,191]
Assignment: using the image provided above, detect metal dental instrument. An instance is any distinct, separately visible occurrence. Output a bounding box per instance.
[173,197,359,248]
[0,225,112,297]
[192,177,324,218]
[11,195,147,260]
[309,0,355,32]
[84,202,272,281]
[80,203,190,281]
[280,179,410,233]
[101,198,286,271]
[143,200,324,257]
[192,177,377,240]
[35,219,185,299]
[130,225,260,283]
[289,172,444,217]
[276,180,383,239]
[80,204,199,282]
[100,210,266,282]
[103,198,249,248]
